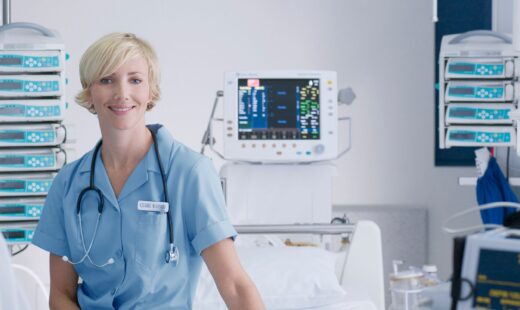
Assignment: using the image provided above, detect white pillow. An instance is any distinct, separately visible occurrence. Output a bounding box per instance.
[193,246,347,309]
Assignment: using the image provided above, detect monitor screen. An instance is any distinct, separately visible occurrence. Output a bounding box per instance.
[472,248,520,309]
[237,78,320,140]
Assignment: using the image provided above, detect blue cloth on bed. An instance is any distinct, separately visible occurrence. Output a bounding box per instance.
[476,157,517,225]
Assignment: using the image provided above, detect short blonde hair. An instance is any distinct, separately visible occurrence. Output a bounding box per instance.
[75,33,161,114]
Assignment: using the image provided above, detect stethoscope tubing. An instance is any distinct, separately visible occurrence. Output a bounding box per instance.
[151,130,174,247]
[69,129,176,267]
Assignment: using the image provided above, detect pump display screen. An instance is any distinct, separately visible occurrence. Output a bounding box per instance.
[0,181,24,189]
[0,106,23,114]
[0,57,21,65]
[449,64,475,72]
[0,132,24,140]
[450,109,476,117]
[449,87,474,95]
[0,81,22,90]
[237,78,320,140]
[450,132,475,140]
[473,249,520,309]
[2,230,25,239]
[0,206,24,214]
[0,157,24,165]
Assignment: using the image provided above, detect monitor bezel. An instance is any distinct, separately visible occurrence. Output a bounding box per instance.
[223,71,338,163]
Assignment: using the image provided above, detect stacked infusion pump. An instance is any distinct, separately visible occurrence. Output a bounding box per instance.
[0,24,68,246]
[439,31,520,151]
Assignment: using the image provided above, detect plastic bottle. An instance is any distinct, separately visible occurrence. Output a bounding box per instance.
[389,260,424,310]
[421,264,441,287]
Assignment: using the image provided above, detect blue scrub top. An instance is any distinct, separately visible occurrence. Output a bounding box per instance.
[32,124,237,309]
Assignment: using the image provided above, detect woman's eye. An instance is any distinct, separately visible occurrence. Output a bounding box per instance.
[100,78,112,84]
[131,79,142,84]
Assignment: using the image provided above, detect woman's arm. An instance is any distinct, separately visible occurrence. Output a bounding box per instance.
[202,238,265,310]
[49,253,80,310]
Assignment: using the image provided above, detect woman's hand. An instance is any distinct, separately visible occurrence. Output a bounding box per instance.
[49,254,80,310]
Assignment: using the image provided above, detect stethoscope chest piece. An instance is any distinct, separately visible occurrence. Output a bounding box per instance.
[165,244,179,265]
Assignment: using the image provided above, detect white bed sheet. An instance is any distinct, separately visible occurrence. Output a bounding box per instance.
[194,243,378,310]
[194,291,377,310]
[306,293,378,310]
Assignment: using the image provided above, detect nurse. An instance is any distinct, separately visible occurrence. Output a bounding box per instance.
[32,33,264,309]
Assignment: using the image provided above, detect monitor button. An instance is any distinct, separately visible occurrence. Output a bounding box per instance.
[314,144,325,154]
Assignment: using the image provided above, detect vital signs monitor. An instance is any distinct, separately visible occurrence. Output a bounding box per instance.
[223,71,338,162]
[458,229,520,310]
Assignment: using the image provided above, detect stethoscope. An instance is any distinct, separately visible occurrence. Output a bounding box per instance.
[62,130,179,267]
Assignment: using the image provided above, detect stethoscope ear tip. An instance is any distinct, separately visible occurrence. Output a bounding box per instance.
[107,258,115,265]
[62,256,69,262]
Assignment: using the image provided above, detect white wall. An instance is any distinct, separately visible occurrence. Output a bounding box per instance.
[493,0,514,33]
[9,0,482,299]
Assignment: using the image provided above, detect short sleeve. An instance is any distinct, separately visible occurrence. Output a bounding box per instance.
[31,171,70,257]
[183,157,237,255]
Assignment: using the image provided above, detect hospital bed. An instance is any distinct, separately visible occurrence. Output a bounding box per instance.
[194,221,385,310]
[3,220,384,309]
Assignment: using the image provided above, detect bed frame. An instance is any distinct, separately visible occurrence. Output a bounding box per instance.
[235,220,385,310]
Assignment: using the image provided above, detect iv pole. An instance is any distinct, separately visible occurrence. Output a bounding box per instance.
[3,0,10,25]
[515,0,520,51]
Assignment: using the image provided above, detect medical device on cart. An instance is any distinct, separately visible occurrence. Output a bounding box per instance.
[0,22,70,248]
[206,70,353,224]
[200,71,385,309]
[456,228,520,310]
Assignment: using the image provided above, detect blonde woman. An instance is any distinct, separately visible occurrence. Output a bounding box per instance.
[32,33,264,309]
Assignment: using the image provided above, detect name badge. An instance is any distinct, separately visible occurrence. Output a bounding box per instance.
[137,200,169,213]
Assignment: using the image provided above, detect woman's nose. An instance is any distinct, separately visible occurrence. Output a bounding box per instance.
[113,83,129,101]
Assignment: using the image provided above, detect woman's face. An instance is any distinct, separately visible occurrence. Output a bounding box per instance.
[89,57,151,131]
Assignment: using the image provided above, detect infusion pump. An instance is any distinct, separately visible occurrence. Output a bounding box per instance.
[439,31,520,152]
[0,23,69,245]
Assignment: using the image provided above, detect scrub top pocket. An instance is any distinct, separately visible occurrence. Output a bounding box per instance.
[135,211,168,270]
